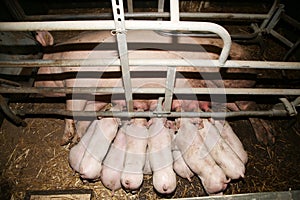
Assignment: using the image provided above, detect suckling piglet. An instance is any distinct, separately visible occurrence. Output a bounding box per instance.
[214,120,248,164]
[169,122,194,182]
[172,147,194,182]
[69,106,121,180]
[100,123,127,194]
[69,119,97,175]
[121,118,148,191]
[148,118,177,194]
[199,119,245,180]
[175,118,229,195]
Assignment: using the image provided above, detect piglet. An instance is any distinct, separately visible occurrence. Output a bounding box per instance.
[100,122,127,194]
[175,118,229,195]
[214,120,248,164]
[148,118,177,194]
[68,106,121,180]
[121,118,148,191]
[172,147,194,182]
[199,119,245,180]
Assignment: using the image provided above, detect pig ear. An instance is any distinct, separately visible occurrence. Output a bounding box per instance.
[35,31,54,46]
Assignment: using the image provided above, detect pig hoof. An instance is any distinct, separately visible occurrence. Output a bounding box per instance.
[60,137,71,146]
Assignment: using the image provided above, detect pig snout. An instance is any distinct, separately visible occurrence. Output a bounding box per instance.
[121,118,148,191]
[100,124,127,194]
[148,118,177,194]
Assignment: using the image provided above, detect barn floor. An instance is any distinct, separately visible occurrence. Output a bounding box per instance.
[1,2,300,199]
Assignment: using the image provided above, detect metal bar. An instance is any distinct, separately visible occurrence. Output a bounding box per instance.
[165,190,300,200]
[260,0,279,29]
[0,20,232,65]
[0,59,299,70]
[158,0,165,12]
[170,0,180,22]
[1,87,300,96]
[111,0,133,112]
[164,67,176,112]
[284,39,300,61]
[270,29,294,48]
[265,4,284,32]
[281,13,300,30]
[23,12,270,21]
[0,95,27,126]
[3,0,26,21]
[13,108,292,119]
[127,0,133,13]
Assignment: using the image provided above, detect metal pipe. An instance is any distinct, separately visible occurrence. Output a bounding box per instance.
[270,29,294,48]
[281,13,300,30]
[164,67,176,112]
[0,59,299,70]
[170,0,180,22]
[260,0,279,29]
[0,20,232,65]
[0,95,27,126]
[1,87,300,96]
[127,0,133,13]
[23,12,270,21]
[14,108,292,119]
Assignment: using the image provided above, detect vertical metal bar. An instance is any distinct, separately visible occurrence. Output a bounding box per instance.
[158,0,165,13]
[127,0,133,13]
[265,4,284,32]
[164,67,176,112]
[111,0,133,112]
[157,0,165,21]
[170,0,180,22]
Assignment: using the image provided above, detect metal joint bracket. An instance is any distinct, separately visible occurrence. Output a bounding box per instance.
[279,98,297,116]
[153,97,170,117]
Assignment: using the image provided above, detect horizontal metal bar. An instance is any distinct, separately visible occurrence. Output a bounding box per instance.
[14,108,291,119]
[24,12,270,21]
[176,190,300,200]
[0,20,231,65]
[1,87,300,95]
[0,20,230,32]
[0,59,299,70]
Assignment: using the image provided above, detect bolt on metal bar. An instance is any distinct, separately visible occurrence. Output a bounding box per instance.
[111,0,133,112]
